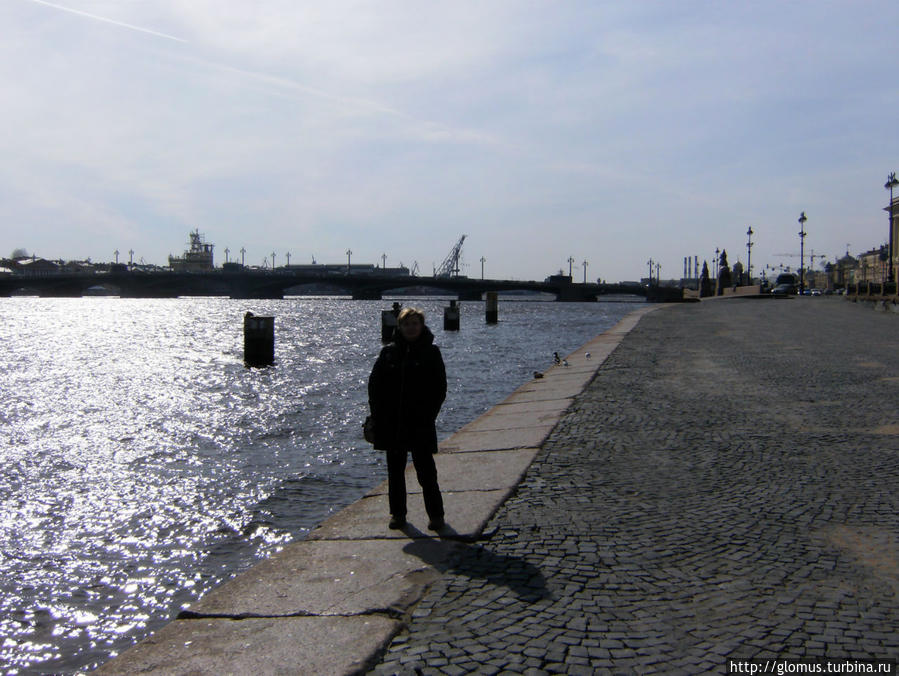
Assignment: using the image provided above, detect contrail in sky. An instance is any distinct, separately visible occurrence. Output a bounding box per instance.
[25,0,187,42]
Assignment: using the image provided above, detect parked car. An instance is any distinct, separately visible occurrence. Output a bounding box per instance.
[771,283,797,296]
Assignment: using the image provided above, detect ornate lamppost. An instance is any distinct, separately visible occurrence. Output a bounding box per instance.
[798,212,808,294]
[886,172,898,285]
[746,227,754,285]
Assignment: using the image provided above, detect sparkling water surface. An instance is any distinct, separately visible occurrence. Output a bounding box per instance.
[0,296,641,674]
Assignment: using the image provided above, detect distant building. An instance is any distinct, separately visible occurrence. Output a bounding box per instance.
[169,230,214,271]
[854,247,889,284]
[825,252,857,290]
[18,257,60,276]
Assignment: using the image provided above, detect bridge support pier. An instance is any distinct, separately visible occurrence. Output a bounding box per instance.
[555,287,599,302]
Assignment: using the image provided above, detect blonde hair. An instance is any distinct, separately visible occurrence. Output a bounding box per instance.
[397,307,425,325]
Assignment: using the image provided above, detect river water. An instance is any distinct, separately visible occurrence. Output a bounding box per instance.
[0,296,641,674]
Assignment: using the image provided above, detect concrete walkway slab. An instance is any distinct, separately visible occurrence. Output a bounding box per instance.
[438,424,556,452]
[305,489,513,541]
[183,538,453,618]
[367,449,540,495]
[489,397,574,416]
[497,380,589,403]
[94,615,399,676]
[455,405,564,431]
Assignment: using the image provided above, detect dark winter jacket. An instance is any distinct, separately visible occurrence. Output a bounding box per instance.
[367,326,446,452]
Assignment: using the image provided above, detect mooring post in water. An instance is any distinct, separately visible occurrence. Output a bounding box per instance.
[244,312,274,367]
[381,304,400,342]
[485,291,499,324]
[444,299,460,331]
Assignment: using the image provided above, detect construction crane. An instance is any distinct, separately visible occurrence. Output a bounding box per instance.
[773,251,827,268]
[434,235,466,278]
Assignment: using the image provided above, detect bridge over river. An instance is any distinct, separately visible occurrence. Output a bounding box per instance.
[0,270,650,301]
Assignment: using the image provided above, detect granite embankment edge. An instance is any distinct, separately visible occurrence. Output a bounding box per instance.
[93,303,664,676]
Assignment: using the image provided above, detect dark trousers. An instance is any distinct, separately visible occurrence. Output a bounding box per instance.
[386,448,444,520]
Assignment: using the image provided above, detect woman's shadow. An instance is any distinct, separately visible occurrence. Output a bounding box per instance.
[400,527,551,603]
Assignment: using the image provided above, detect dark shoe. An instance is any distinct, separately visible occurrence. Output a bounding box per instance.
[388,516,406,530]
[427,518,445,531]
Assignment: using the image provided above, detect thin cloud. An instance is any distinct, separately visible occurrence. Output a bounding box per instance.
[24,0,187,43]
[176,53,504,149]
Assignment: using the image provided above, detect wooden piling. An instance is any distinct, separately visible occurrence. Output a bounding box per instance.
[444,300,460,331]
[486,292,498,324]
[244,312,274,367]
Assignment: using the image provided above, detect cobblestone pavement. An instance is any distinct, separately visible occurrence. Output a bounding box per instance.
[369,298,899,675]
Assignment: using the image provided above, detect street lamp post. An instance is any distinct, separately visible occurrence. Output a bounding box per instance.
[714,248,719,281]
[480,256,486,280]
[886,172,898,285]
[798,212,808,294]
[746,227,754,285]
[346,249,352,274]
[582,260,588,284]
[567,256,575,278]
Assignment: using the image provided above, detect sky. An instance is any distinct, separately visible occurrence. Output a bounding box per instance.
[2,1,898,283]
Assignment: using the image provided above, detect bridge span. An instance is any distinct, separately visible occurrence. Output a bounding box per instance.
[0,270,648,301]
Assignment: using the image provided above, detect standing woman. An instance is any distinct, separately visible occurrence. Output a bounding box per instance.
[368,307,446,531]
